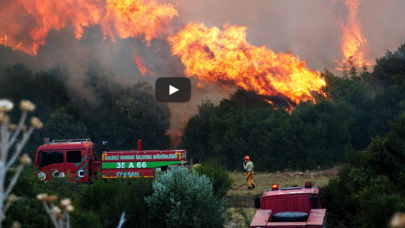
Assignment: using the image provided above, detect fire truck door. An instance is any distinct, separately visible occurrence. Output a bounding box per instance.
[37,151,64,180]
[65,150,88,182]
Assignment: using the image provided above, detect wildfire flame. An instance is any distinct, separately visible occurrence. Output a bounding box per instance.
[196,83,205,89]
[132,47,153,76]
[0,0,178,55]
[337,0,371,69]
[1,0,328,107]
[168,22,326,105]
[263,98,275,106]
[0,34,26,53]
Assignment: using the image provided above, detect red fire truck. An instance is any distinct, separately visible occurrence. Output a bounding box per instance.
[33,139,186,182]
[250,183,327,228]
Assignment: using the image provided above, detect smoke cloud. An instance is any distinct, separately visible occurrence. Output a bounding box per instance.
[1,0,405,138]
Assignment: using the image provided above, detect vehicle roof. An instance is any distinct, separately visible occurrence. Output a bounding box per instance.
[105,149,186,153]
[263,186,319,197]
[37,141,94,151]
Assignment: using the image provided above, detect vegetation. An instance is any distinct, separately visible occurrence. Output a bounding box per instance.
[0,63,172,157]
[145,166,226,228]
[194,159,233,198]
[6,168,148,228]
[0,99,43,227]
[181,44,405,172]
[78,177,153,228]
[5,168,72,228]
[325,114,405,227]
[6,166,229,228]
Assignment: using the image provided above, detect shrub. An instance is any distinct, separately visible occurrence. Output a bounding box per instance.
[194,159,233,198]
[4,168,74,228]
[72,210,103,228]
[78,177,153,228]
[145,166,226,228]
[5,168,153,228]
[5,200,52,228]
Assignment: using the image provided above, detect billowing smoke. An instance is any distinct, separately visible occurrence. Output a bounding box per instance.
[0,0,405,140]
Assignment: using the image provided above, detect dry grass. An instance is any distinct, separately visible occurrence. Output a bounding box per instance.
[224,167,339,227]
[228,167,339,196]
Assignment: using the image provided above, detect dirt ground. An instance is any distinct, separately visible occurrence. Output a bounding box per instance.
[225,167,339,227]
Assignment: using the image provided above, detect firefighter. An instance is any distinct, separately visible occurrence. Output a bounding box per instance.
[243,156,255,190]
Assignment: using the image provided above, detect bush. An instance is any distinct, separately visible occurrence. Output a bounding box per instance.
[4,168,76,228]
[72,210,103,228]
[5,200,52,228]
[145,166,226,228]
[194,159,233,198]
[78,177,154,228]
[4,168,154,228]
[325,114,405,227]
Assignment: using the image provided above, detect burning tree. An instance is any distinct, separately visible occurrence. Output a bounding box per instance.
[0,99,42,227]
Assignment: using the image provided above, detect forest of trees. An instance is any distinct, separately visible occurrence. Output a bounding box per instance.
[1,44,405,173]
[0,60,172,158]
[181,44,405,172]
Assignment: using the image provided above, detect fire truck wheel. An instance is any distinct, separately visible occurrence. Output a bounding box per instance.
[272,212,309,222]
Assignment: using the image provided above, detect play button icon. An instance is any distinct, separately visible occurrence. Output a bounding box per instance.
[169,85,179,95]
[155,77,191,102]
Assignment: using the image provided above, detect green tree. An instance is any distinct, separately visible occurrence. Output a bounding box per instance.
[326,114,405,227]
[110,81,171,149]
[179,99,216,160]
[0,64,72,154]
[373,43,405,88]
[42,108,89,140]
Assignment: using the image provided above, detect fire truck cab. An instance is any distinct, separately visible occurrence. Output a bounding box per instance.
[34,139,96,182]
[250,183,327,228]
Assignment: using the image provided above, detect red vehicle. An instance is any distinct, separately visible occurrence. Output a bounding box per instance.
[33,138,186,182]
[250,183,327,228]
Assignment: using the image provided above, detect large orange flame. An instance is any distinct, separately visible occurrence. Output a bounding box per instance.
[0,0,178,55]
[337,0,371,69]
[168,22,326,105]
